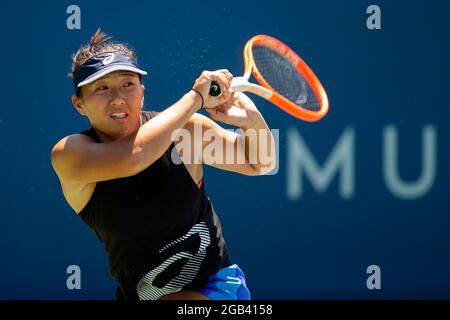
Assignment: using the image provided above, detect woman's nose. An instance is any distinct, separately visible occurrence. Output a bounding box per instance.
[110,90,126,106]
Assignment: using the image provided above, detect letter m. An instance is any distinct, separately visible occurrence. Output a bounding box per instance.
[287,127,354,199]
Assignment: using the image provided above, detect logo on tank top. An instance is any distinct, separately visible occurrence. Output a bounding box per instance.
[136,222,211,300]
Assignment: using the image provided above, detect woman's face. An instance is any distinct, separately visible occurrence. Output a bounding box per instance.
[72,71,144,142]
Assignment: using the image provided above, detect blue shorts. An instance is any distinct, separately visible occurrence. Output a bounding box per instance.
[198,264,251,300]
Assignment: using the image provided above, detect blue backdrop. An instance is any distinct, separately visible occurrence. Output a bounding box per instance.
[0,0,449,299]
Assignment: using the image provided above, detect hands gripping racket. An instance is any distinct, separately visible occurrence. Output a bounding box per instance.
[209,35,329,122]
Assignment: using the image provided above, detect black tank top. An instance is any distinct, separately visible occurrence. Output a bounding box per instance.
[78,110,231,300]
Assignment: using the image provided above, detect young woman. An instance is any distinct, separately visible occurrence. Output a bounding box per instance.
[51,29,276,300]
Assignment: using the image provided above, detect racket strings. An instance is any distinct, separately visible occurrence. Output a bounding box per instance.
[252,45,320,111]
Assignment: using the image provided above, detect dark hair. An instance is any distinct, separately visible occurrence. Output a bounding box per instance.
[69,28,141,96]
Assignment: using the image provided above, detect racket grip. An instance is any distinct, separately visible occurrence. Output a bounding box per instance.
[209,81,221,97]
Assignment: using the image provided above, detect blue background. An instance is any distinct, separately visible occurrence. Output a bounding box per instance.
[0,0,449,299]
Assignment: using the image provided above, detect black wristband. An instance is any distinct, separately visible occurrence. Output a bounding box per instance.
[191,89,204,109]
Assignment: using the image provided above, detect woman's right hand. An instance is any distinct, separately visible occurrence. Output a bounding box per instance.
[192,69,233,109]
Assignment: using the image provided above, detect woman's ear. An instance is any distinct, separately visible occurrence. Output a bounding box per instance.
[140,85,145,108]
[71,95,87,116]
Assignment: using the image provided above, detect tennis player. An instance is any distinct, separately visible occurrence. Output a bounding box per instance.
[51,29,276,300]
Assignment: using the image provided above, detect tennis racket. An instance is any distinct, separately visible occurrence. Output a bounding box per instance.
[209,35,329,122]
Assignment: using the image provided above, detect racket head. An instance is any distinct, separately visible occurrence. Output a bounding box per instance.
[243,35,329,122]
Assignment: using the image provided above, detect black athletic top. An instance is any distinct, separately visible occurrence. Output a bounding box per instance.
[78,110,232,300]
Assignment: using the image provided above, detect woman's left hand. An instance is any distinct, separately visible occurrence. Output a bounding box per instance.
[204,92,261,128]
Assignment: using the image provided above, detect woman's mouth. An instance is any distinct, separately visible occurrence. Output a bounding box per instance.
[110,112,128,120]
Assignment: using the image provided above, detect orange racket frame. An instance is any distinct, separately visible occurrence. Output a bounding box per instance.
[242,35,329,122]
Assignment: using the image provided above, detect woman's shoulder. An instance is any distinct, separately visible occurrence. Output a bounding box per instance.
[52,132,95,150]
[77,127,100,142]
[50,133,97,176]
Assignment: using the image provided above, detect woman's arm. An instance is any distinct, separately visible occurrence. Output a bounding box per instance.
[51,70,233,183]
[182,92,277,176]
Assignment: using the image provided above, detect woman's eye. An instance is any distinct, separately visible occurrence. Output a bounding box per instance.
[96,85,108,91]
[124,81,134,87]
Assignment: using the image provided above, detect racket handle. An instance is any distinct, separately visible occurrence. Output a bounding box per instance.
[209,81,221,97]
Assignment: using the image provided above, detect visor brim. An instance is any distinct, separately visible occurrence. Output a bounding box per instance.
[77,65,147,88]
